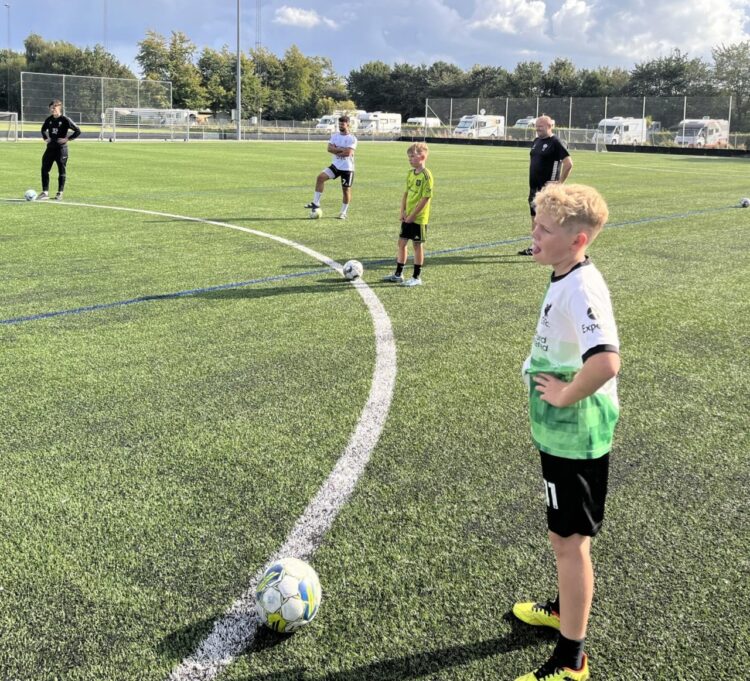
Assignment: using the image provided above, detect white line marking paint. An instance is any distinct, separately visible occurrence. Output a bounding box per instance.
[6,199,397,680]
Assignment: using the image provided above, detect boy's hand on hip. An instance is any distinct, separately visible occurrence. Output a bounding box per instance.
[533,373,573,407]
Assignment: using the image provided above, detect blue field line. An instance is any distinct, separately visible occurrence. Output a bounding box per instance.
[0,268,329,326]
[1,203,738,327]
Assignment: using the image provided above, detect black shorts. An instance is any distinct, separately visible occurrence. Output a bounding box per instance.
[528,188,541,216]
[540,451,609,537]
[399,221,427,242]
[325,165,354,187]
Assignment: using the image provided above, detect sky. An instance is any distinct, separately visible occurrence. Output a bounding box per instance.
[5,0,750,77]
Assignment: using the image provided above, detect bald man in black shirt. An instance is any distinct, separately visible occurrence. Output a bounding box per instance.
[38,99,81,200]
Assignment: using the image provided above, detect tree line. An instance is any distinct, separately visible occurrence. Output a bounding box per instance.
[1,33,749,128]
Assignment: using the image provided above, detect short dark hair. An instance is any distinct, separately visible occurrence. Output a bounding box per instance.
[49,99,62,108]
[338,115,350,123]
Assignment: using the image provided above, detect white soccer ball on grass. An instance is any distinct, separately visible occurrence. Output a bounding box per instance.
[342,259,364,280]
[740,197,750,208]
[255,557,322,633]
[310,207,322,219]
[24,189,37,201]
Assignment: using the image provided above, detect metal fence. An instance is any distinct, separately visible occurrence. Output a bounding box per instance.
[420,96,750,149]
[20,72,172,138]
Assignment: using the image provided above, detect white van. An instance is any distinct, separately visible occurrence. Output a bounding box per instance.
[453,114,504,139]
[315,112,360,133]
[406,117,442,128]
[675,118,729,148]
[593,117,647,145]
[358,112,402,134]
[513,116,537,128]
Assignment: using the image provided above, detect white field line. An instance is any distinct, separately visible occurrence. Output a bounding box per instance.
[606,162,750,177]
[7,199,397,680]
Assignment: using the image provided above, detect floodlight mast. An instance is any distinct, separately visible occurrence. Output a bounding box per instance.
[236,0,241,141]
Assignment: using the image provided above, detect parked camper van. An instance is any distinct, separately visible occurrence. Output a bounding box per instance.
[675,118,729,148]
[453,114,504,139]
[593,117,647,145]
[358,112,402,134]
[315,112,360,133]
[406,117,442,128]
[513,116,537,128]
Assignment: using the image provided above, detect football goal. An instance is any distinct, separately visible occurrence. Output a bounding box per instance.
[102,107,198,141]
[0,112,19,141]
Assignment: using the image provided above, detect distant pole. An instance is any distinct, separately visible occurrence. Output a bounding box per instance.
[4,3,9,111]
[103,0,107,51]
[236,0,241,141]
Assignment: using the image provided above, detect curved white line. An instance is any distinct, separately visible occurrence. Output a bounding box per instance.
[11,200,397,680]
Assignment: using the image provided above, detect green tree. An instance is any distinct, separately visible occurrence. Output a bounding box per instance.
[465,65,511,98]
[543,58,578,96]
[712,41,750,130]
[627,49,714,96]
[136,31,207,109]
[347,61,392,111]
[510,61,545,96]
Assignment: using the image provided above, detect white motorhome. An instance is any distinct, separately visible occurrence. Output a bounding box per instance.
[675,118,729,148]
[406,116,442,128]
[593,117,647,145]
[315,112,360,133]
[513,116,537,128]
[453,114,504,138]
[358,112,402,134]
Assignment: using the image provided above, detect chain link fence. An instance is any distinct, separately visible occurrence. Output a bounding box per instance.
[419,96,749,149]
[20,72,172,139]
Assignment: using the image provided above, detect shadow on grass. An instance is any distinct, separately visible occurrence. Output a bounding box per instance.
[237,611,555,681]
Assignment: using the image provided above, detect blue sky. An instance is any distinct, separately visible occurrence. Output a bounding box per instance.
[6,0,750,76]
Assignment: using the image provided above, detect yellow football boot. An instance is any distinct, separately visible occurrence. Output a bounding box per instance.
[512,600,561,630]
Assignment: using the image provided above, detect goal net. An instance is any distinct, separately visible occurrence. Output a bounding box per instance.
[102,108,198,141]
[0,112,18,141]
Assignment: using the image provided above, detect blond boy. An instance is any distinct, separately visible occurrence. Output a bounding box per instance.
[513,184,620,681]
[383,142,434,286]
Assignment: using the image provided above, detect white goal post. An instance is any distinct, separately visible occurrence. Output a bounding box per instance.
[0,112,19,141]
[102,107,199,141]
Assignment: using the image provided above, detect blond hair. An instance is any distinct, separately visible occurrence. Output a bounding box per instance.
[407,142,429,157]
[535,183,609,240]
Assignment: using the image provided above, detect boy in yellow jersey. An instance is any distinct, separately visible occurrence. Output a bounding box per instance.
[513,183,620,681]
[383,142,434,287]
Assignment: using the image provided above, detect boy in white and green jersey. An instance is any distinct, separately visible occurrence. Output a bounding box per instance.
[512,184,620,681]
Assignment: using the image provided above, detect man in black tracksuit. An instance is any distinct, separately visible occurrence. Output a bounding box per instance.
[39,99,81,201]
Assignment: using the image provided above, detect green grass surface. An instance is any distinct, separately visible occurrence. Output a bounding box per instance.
[1,140,748,680]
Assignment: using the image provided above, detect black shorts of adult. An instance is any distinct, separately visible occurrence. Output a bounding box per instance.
[540,450,609,537]
[324,165,354,188]
[399,221,427,243]
[528,187,543,216]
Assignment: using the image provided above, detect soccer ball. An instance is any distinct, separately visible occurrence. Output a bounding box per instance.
[741,197,750,208]
[342,259,364,280]
[24,189,37,201]
[310,207,322,219]
[256,557,322,633]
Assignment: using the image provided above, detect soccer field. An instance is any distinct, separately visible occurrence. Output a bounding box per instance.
[1,141,748,680]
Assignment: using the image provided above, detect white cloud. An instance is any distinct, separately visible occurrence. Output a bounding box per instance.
[546,0,750,65]
[273,6,339,30]
[469,0,548,34]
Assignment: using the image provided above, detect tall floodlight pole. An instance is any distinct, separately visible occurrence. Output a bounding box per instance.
[236,0,241,141]
[103,0,108,51]
[4,3,9,111]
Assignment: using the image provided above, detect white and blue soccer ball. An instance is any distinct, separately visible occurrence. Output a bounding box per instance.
[342,259,364,280]
[310,207,322,219]
[255,557,322,633]
[741,197,750,208]
[24,189,37,201]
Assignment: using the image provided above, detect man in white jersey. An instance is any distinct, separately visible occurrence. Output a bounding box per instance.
[511,183,620,681]
[305,115,358,219]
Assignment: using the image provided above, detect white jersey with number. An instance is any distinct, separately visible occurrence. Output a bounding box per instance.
[329,132,357,171]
